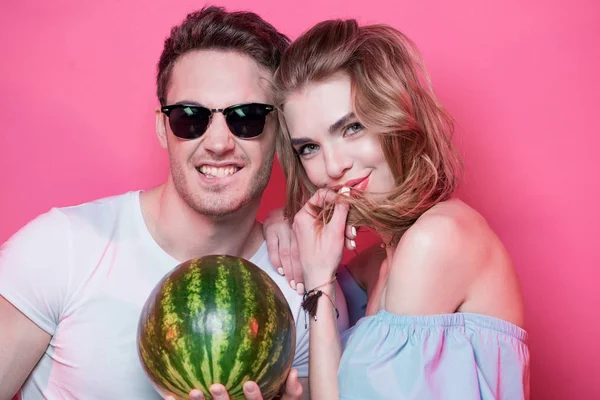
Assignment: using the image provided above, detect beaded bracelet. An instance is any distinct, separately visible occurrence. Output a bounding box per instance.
[300,274,339,329]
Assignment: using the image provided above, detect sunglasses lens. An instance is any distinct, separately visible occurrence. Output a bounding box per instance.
[168,106,210,140]
[226,104,272,139]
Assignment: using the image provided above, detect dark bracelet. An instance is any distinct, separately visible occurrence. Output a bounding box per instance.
[300,288,339,329]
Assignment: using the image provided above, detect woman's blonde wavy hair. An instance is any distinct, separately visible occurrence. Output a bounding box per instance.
[273,19,462,238]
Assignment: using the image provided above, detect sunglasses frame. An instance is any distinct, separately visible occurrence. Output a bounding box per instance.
[160,102,275,140]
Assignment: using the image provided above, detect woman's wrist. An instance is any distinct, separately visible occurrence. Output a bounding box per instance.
[301,276,339,328]
[304,272,337,293]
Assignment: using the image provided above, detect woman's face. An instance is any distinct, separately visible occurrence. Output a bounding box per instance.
[283,72,395,196]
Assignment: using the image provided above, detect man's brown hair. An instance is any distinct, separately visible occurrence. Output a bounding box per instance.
[157,6,290,105]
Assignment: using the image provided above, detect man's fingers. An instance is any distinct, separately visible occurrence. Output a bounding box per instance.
[282,369,303,400]
[242,381,264,400]
[189,389,206,400]
[209,384,230,400]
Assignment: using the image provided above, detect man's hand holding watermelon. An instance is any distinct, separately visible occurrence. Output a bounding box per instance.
[165,368,303,400]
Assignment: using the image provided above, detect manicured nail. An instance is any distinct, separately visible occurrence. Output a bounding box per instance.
[290,280,296,289]
[277,267,284,275]
[351,226,356,236]
[339,186,350,196]
[350,239,356,249]
[296,283,305,294]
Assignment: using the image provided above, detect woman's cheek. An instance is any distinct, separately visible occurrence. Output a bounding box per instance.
[305,165,324,187]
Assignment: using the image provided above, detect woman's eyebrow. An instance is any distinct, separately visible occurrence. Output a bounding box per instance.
[328,112,355,134]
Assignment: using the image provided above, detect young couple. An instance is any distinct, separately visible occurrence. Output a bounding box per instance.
[0,5,529,400]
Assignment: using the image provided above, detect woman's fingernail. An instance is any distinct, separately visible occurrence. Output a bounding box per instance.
[244,383,255,393]
[339,186,350,195]
[212,386,224,395]
[296,283,305,294]
[350,239,356,249]
[351,226,356,236]
[277,267,284,275]
[290,280,296,289]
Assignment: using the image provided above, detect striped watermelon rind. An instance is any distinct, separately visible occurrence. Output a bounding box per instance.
[137,255,296,400]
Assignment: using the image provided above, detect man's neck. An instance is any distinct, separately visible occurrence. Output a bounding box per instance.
[140,183,264,263]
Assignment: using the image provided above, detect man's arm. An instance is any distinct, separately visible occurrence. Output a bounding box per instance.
[0,296,51,400]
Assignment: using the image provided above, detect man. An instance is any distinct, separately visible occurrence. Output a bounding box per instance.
[0,6,348,400]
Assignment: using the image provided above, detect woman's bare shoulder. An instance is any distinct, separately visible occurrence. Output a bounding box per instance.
[385,198,524,325]
[409,198,498,254]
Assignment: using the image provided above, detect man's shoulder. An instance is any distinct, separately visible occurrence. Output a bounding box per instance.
[54,190,140,230]
[57,190,138,218]
[6,191,139,244]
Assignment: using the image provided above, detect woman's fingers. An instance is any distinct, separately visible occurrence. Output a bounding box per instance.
[303,188,339,211]
[345,223,356,250]
[345,236,355,251]
[275,228,295,287]
[292,187,351,283]
[265,230,282,275]
[330,200,350,238]
[345,224,356,239]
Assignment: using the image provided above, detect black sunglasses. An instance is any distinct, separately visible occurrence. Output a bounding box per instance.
[161,103,274,140]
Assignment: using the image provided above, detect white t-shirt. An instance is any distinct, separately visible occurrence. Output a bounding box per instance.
[0,191,346,399]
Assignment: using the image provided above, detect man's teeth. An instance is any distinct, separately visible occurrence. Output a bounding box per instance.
[198,165,239,178]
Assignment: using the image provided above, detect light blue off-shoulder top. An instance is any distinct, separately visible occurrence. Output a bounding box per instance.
[338,310,530,400]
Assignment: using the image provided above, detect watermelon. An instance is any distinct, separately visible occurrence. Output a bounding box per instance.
[137,255,296,400]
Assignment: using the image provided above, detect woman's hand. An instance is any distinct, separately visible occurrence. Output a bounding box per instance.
[292,188,350,289]
[263,202,357,294]
[165,368,303,400]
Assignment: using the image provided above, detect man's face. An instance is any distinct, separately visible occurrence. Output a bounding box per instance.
[157,50,276,218]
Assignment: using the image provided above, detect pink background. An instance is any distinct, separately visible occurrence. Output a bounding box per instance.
[1,0,598,398]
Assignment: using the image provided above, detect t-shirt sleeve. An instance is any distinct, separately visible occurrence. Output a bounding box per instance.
[0,208,72,335]
[291,326,309,378]
[291,294,310,377]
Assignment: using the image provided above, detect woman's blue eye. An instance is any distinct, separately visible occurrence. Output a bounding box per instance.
[344,122,364,137]
[297,143,319,156]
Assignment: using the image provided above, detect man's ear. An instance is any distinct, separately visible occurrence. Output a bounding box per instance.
[155,106,168,149]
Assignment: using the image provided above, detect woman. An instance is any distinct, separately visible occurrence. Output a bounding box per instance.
[267,19,530,399]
